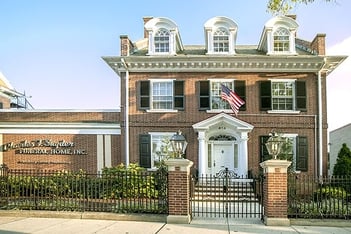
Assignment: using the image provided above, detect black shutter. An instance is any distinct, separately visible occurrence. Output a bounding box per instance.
[139,81,150,109]
[296,136,308,171]
[260,136,270,162]
[234,80,246,111]
[139,134,151,168]
[296,81,307,111]
[174,80,184,110]
[199,81,210,110]
[260,81,271,111]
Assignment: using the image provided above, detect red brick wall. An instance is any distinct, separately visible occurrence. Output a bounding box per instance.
[0,111,122,173]
[120,71,325,175]
[263,172,288,218]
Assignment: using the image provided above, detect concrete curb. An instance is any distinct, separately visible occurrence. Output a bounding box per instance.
[0,210,166,223]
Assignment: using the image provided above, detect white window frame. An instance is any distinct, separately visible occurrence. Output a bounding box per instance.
[147,79,177,112]
[281,133,299,172]
[268,79,300,114]
[213,27,229,53]
[207,79,234,113]
[154,28,170,53]
[273,27,290,52]
[150,132,174,168]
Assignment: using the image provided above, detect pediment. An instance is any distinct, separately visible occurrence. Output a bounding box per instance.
[192,112,253,132]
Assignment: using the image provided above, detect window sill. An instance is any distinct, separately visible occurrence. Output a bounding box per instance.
[146,109,178,113]
[267,110,300,114]
[206,110,233,113]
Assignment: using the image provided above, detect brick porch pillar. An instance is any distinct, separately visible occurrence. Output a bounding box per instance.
[260,160,291,226]
[165,158,193,224]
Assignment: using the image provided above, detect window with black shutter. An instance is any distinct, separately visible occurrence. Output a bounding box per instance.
[259,136,271,162]
[234,80,246,111]
[260,81,271,111]
[296,81,307,111]
[139,134,151,168]
[174,80,184,110]
[296,136,308,171]
[140,81,150,109]
[199,81,210,110]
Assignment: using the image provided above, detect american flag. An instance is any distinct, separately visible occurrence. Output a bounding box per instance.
[221,84,245,115]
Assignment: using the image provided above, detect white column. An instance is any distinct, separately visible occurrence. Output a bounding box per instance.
[239,132,249,176]
[266,28,273,54]
[104,135,112,168]
[198,131,206,176]
[290,29,296,54]
[96,135,104,173]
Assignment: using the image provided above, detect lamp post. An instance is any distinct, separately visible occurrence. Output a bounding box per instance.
[265,131,285,160]
[170,130,188,158]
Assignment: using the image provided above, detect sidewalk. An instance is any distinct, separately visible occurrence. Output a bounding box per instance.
[0,216,351,234]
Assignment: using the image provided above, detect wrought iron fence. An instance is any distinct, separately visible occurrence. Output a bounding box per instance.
[0,165,168,214]
[190,168,264,219]
[288,174,351,219]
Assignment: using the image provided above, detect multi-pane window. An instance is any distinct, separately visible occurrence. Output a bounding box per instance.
[151,133,173,168]
[273,27,290,52]
[139,80,184,111]
[271,81,294,110]
[199,80,246,111]
[154,29,170,53]
[210,81,233,110]
[260,135,308,172]
[213,28,229,52]
[152,81,173,109]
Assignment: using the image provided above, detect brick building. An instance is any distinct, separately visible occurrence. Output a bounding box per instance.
[103,15,346,177]
[0,73,121,173]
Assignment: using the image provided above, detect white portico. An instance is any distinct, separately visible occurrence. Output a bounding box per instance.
[192,113,253,176]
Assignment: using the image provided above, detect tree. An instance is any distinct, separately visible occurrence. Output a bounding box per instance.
[267,0,335,14]
[333,143,351,177]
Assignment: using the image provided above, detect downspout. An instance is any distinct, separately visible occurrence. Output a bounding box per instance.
[317,58,327,177]
[121,58,129,167]
[318,70,322,177]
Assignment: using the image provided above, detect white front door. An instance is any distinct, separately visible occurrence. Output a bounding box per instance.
[213,143,235,174]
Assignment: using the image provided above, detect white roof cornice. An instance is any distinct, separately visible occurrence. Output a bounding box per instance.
[103,55,347,74]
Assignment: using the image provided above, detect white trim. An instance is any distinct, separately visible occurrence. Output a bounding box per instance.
[96,135,104,173]
[146,109,178,113]
[104,135,112,168]
[267,110,300,114]
[0,122,120,135]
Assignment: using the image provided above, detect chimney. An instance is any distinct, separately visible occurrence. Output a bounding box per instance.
[120,35,134,56]
[143,16,153,38]
[311,33,326,55]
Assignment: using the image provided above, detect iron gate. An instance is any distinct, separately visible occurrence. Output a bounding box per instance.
[190,168,264,218]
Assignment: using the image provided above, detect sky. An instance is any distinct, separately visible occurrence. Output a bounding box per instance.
[0,0,350,132]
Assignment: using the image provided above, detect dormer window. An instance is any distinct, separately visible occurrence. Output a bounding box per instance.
[204,17,238,55]
[144,17,183,55]
[273,27,290,52]
[213,28,229,53]
[155,28,170,53]
[258,16,298,55]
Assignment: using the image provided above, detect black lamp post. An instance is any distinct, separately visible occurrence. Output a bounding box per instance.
[170,130,188,158]
[265,131,285,160]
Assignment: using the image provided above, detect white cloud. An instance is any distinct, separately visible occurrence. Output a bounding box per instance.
[327,36,351,131]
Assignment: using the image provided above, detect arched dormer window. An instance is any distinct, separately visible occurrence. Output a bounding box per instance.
[154,28,170,53]
[204,16,238,55]
[144,17,183,55]
[258,16,298,55]
[273,27,290,52]
[213,27,229,52]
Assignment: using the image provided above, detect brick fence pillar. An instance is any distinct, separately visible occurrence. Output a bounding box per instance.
[260,159,291,226]
[165,158,193,224]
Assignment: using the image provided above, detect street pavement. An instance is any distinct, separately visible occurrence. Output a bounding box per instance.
[0,216,351,234]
